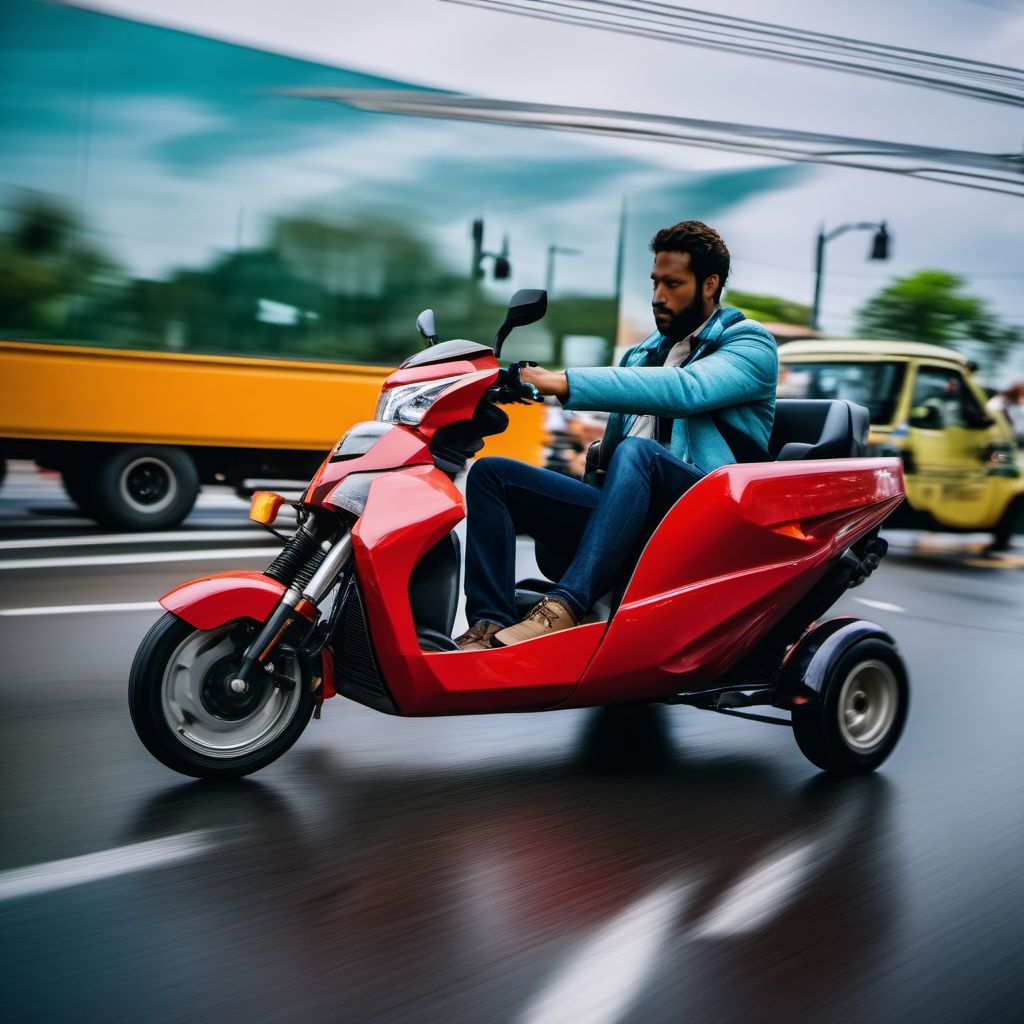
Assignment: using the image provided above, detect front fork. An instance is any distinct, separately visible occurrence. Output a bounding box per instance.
[229,532,354,694]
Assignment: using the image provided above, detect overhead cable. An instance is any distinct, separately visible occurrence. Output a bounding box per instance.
[443,0,1024,108]
[284,88,1024,198]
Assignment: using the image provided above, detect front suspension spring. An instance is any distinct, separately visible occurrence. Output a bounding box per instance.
[264,525,321,587]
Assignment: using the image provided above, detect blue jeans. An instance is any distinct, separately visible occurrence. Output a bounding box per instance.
[464,436,705,627]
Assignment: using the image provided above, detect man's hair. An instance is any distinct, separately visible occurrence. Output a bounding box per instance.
[650,221,730,302]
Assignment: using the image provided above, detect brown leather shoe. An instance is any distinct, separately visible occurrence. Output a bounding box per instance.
[454,620,503,651]
[491,597,578,647]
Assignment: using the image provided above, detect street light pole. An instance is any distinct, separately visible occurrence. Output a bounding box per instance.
[811,220,890,332]
[546,244,582,296]
[546,244,582,367]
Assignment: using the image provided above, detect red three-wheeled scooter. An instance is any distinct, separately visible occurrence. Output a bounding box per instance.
[130,290,908,779]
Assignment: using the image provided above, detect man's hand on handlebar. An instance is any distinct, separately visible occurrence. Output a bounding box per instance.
[490,361,564,405]
[519,364,569,401]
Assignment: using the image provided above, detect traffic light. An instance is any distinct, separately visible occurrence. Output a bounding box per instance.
[870,222,890,260]
[471,219,511,280]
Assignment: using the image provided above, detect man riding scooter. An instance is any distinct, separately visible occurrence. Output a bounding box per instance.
[456,220,779,650]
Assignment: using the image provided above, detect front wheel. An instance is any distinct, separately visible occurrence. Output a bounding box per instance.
[792,638,909,775]
[129,613,315,779]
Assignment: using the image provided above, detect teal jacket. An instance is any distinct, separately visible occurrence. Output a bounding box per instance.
[563,305,778,475]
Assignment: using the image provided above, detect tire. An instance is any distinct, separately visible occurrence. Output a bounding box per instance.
[129,613,315,779]
[792,638,909,775]
[988,494,1023,553]
[86,446,199,529]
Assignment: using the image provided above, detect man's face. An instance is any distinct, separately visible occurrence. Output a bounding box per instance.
[651,251,717,340]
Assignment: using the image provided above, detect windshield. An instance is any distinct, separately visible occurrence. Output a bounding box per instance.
[778,361,906,425]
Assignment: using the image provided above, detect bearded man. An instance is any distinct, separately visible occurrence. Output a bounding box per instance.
[456,220,778,650]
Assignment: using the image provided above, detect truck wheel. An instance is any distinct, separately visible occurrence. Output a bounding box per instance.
[129,613,315,779]
[792,638,909,775]
[87,446,199,529]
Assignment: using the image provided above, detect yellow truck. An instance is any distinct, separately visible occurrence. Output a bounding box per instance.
[778,339,1024,550]
[0,341,545,529]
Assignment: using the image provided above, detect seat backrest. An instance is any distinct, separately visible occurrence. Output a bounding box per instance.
[768,399,869,461]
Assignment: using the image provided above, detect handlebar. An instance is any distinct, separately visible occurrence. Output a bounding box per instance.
[488,361,544,405]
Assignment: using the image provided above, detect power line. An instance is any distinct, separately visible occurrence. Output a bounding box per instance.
[445,0,1024,107]
[287,88,1024,197]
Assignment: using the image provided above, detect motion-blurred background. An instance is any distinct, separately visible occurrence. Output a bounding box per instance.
[1,3,1022,1023]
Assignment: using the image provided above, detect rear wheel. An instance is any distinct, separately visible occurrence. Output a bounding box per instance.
[129,613,315,779]
[792,638,909,775]
[988,494,1023,553]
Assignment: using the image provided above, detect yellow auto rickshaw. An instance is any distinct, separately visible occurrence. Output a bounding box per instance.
[778,339,1023,551]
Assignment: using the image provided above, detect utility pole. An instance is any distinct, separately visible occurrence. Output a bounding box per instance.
[812,221,890,332]
[546,243,582,367]
[611,198,627,364]
[545,243,582,295]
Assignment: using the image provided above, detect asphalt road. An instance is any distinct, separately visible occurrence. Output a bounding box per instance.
[1,466,1022,1024]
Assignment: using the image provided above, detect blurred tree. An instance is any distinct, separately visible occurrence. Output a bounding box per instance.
[856,270,1021,368]
[0,194,618,365]
[0,195,115,337]
[726,288,811,326]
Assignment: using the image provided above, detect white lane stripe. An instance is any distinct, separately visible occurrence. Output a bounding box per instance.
[854,597,906,613]
[694,842,818,937]
[0,547,280,571]
[0,831,217,902]
[0,602,162,617]
[518,880,688,1024]
[0,529,280,551]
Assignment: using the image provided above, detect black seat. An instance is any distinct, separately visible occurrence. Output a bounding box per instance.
[768,399,869,461]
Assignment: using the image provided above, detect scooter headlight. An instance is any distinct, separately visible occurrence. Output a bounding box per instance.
[375,375,464,426]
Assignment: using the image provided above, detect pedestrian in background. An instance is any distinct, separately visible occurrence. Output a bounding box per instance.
[986,382,1024,446]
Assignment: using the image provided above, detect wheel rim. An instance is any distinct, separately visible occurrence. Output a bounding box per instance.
[837,658,899,753]
[120,457,177,514]
[160,625,303,759]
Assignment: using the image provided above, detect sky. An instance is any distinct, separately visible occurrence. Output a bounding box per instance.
[43,0,1024,375]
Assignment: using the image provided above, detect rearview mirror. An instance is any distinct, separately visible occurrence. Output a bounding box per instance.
[909,403,943,429]
[416,309,438,346]
[493,289,547,356]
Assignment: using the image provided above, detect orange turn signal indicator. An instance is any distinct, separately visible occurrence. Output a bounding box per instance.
[250,491,286,526]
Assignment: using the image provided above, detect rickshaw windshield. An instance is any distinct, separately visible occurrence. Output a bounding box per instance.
[778,361,907,425]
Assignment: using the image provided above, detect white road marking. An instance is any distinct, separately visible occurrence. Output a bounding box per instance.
[0,601,162,617]
[0,529,276,550]
[0,831,217,902]
[694,842,818,937]
[854,597,906,613]
[0,547,280,571]
[518,880,688,1024]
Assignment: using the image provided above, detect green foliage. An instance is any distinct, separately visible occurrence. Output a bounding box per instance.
[0,196,117,337]
[0,196,616,365]
[725,288,811,326]
[856,270,1021,367]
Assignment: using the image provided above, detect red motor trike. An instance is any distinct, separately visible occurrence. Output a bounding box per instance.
[130,290,909,779]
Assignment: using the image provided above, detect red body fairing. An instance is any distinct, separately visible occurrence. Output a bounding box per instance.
[304,426,432,509]
[561,458,902,707]
[161,571,289,630]
[347,456,902,715]
[351,465,601,714]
